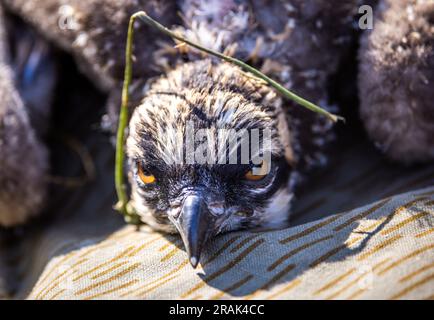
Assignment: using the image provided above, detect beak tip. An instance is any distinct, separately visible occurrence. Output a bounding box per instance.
[190,256,199,268]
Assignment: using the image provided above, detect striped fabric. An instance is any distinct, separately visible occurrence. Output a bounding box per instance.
[25,187,434,300]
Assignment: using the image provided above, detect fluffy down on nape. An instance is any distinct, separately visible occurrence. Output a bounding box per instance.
[359,0,434,163]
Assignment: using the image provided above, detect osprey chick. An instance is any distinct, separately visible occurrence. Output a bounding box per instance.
[127,60,295,267]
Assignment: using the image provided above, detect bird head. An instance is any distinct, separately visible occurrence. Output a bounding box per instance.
[126,60,296,267]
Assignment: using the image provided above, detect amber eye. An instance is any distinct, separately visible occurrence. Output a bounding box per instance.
[244,161,269,181]
[137,163,156,184]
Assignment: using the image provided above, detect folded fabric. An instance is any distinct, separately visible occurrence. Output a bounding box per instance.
[25,186,434,300]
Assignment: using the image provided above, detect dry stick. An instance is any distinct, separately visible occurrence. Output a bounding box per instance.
[115,11,345,224]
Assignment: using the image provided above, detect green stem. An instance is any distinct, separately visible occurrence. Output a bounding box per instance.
[114,12,141,224]
[115,11,344,224]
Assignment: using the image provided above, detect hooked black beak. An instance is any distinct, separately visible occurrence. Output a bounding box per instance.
[173,194,216,268]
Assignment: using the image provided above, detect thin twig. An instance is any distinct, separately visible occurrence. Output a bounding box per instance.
[115,11,344,224]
